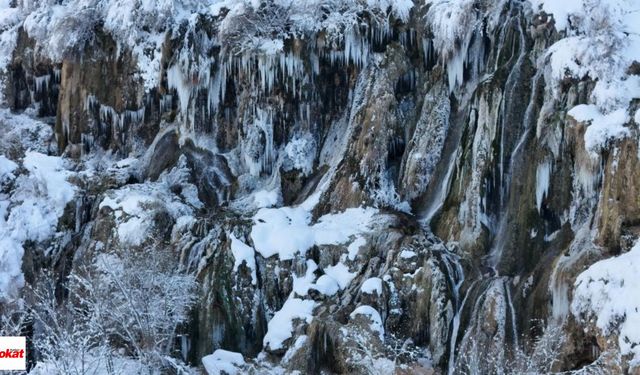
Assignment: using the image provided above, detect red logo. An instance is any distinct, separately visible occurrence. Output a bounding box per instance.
[0,349,24,359]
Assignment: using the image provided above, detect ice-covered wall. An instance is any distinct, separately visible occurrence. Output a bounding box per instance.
[1,0,640,373]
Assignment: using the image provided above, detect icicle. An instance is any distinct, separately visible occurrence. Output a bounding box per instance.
[446,50,465,92]
[84,94,98,112]
[166,65,192,117]
[160,94,173,114]
[535,161,551,213]
[34,75,50,95]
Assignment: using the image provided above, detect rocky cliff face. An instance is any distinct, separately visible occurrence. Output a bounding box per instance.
[1,0,640,373]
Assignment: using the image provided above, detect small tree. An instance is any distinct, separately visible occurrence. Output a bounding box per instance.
[30,247,198,374]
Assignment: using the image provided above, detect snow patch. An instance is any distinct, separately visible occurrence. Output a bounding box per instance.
[253,188,281,208]
[313,275,340,296]
[324,262,356,290]
[202,349,245,375]
[568,105,630,156]
[360,277,383,295]
[347,236,367,260]
[350,305,384,340]
[251,204,377,260]
[229,233,257,285]
[572,240,640,365]
[0,155,17,181]
[263,298,316,351]
[0,151,76,300]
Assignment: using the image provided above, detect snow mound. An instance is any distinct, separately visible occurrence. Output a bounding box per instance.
[202,349,245,375]
[572,240,640,366]
[263,298,316,351]
[568,105,630,156]
[0,154,17,182]
[251,204,377,260]
[350,305,384,340]
[229,233,257,284]
[0,151,76,300]
[99,167,196,248]
[360,277,383,295]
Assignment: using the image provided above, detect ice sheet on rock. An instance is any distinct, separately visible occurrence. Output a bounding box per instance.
[229,233,257,285]
[263,298,316,351]
[202,349,245,375]
[572,240,640,366]
[283,136,315,176]
[535,160,551,212]
[350,305,384,340]
[399,249,417,259]
[282,335,308,364]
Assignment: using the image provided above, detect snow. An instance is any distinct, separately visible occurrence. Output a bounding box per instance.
[0,151,76,300]
[8,152,76,243]
[290,260,348,297]
[360,277,383,295]
[536,0,640,155]
[347,236,367,260]
[292,260,319,296]
[100,190,155,246]
[528,0,584,31]
[0,109,53,155]
[253,188,281,208]
[399,249,417,259]
[324,262,356,290]
[0,0,19,104]
[0,155,17,181]
[568,105,630,156]
[350,305,384,340]
[572,240,640,366]
[30,350,150,375]
[98,170,195,247]
[229,233,257,285]
[202,349,245,375]
[313,275,340,296]
[282,335,308,364]
[251,204,377,260]
[263,298,316,351]
[284,136,315,176]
